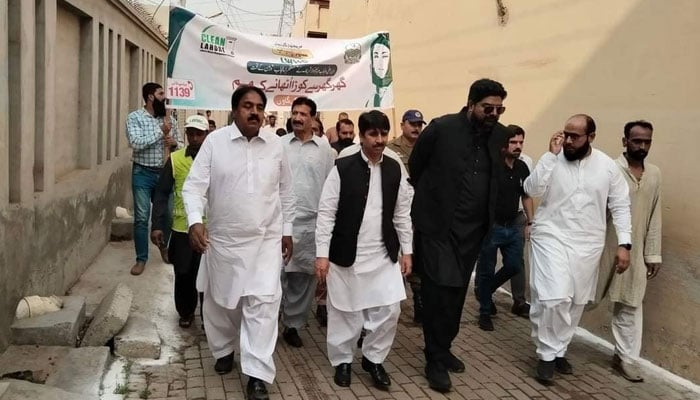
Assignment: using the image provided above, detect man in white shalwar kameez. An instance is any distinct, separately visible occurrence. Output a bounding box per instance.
[183,86,296,400]
[316,110,413,391]
[594,120,662,382]
[524,114,631,384]
[279,97,335,348]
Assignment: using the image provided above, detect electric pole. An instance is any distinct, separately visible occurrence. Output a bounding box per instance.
[277,0,295,36]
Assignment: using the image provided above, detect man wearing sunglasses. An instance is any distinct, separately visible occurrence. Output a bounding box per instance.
[409,78,510,392]
[524,114,632,384]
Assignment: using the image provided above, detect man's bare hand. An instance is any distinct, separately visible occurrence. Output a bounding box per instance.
[400,254,412,277]
[188,223,209,253]
[164,134,177,147]
[150,230,164,247]
[549,131,564,155]
[315,257,330,283]
[614,247,631,274]
[646,263,661,279]
[162,118,172,135]
[282,236,293,264]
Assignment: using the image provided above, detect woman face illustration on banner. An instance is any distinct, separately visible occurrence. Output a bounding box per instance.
[369,33,393,107]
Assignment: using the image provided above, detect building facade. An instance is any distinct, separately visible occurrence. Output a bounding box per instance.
[0,0,167,350]
[293,0,700,383]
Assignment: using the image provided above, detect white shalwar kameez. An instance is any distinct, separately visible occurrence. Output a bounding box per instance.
[524,149,631,362]
[182,124,295,383]
[279,134,335,329]
[316,151,413,366]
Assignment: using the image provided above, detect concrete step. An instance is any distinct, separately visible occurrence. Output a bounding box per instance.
[0,346,71,384]
[45,346,110,398]
[0,379,92,400]
[81,283,133,347]
[114,315,161,359]
[10,296,86,347]
[110,217,133,241]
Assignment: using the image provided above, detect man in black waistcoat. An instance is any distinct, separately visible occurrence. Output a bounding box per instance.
[315,110,414,391]
[409,79,510,392]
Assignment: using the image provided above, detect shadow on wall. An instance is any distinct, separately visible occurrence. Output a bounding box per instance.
[521,1,700,382]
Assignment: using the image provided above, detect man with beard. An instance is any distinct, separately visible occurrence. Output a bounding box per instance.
[183,85,296,400]
[475,125,534,331]
[331,118,356,153]
[524,114,631,384]
[315,110,413,390]
[325,112,349,143]
[151,115,210,328]
[387,109,426,324]
[126,82,180,275]
[409,78,510,392]
[279,97,335,348]
[594,120,661,382]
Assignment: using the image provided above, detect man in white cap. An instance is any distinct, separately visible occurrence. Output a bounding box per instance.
[151,115,210,328]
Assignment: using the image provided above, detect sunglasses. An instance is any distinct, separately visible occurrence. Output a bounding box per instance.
[563,131,588,141]
[480,103,506,115]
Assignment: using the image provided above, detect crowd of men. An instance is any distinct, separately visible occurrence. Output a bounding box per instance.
[125,78,662,399]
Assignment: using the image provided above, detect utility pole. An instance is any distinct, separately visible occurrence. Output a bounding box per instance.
[178,0,186,7]
[277,0,295,36]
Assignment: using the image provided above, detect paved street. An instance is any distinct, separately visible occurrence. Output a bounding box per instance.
[72,242,698,400]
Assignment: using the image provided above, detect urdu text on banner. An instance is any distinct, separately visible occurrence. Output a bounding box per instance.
[167,6,394,111]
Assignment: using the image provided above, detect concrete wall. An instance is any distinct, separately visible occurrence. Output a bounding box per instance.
[296,0,700,382]
[0,0,167,351]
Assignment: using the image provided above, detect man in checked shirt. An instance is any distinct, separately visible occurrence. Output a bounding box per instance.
[126,82,181,276]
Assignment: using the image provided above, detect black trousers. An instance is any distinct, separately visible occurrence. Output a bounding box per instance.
[421,274,469,364]
[168,231,202,318]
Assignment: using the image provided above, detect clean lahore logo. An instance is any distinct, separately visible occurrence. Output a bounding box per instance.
[200,25,237,57]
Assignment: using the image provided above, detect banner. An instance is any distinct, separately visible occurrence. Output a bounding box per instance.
[167,7,394,112]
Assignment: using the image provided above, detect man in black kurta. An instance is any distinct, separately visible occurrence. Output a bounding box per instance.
[409,79,509,393]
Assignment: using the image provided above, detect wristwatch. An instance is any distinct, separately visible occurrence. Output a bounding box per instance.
[619,243,632,250]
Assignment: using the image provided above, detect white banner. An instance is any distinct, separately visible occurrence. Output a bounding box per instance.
[167,7,393,111]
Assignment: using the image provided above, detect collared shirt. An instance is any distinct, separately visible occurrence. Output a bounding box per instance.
[386,134,414,171]
[336,143,409,176]
[182,124,296,308]
[525,148,631,303]
[315,149,413,311]
[281,133,336,229]
[494,158,530,224]
[281,133,336,273]
[125,108,181,167]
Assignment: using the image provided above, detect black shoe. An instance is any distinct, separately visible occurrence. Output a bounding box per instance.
[555,357,573,374]
[178,314,195,328]
[413,292,424,324]
[246,377,269,400]
[282,327,303,348]
[445,353,465,373]
[333,363,352,387]
[316,305,327,327]
[361,356,391,390]
[511,302,531,318]
[214,353,234,375]
[425,361,451,392]
[536,359,555,384]
[478,314,494,331]
[356,329,366,348]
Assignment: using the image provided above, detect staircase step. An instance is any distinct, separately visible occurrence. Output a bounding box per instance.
[11,296,86,347]
[0,379,92,400]
[115,315,161,359]
[45,346,110,397]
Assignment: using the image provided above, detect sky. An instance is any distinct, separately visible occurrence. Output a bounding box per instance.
[137,0,308,36]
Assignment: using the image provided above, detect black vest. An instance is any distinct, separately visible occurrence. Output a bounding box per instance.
[329,152,401,267]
